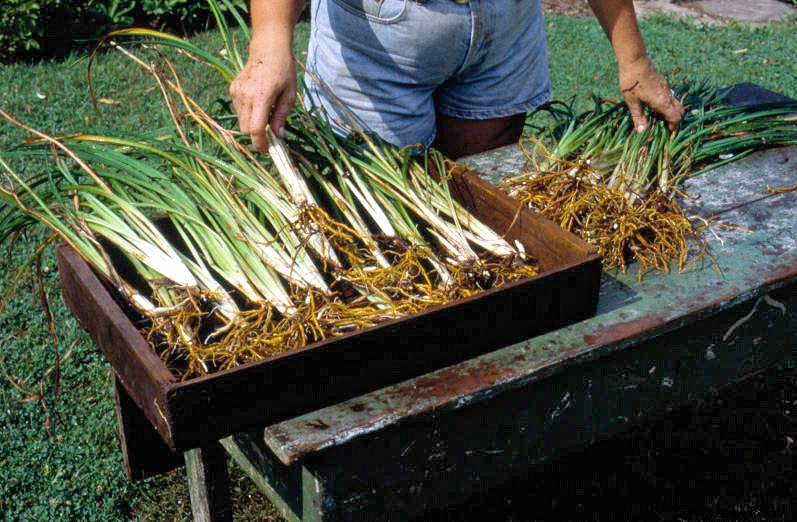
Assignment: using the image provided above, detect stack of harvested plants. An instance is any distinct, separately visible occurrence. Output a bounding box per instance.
[0,2,536,379]
[500,81,797,276]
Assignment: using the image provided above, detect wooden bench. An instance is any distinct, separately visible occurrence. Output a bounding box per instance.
[168,143,796,521]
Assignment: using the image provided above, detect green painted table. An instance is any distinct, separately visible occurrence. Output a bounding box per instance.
[168,144,796,521]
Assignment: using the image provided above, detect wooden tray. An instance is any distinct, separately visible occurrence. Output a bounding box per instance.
[57,167,601,451]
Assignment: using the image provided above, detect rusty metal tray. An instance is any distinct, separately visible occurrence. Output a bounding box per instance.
[57,166,601,451]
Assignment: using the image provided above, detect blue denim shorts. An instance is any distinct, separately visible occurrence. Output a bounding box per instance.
[303,0,550,148]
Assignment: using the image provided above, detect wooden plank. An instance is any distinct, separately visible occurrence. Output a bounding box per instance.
[448,164,597,266]
[301,285,796,521]
[112,376,182,480]
[245,282,795,521]
[679,145,797,216]
[56,244,177,444]
[262,184,796,465]
[685,183,797,264]
[184,443,232,522]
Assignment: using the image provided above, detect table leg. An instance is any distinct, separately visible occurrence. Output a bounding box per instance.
[221,433,312,522]
[185,443,233,522]
[112,376,182,479]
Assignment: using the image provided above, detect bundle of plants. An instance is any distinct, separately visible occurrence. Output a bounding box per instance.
[500,80,797,276]
[0,10,535,379]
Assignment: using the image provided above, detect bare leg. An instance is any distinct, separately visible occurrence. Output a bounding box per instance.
[433,113,526,160]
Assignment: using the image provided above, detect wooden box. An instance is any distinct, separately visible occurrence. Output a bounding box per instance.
[57,167,601,451]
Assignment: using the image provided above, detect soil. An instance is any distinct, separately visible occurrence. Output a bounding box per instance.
[542,0,796,24]
[541,0,594,18]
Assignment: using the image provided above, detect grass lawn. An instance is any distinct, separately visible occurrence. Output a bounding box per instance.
[1,12,796,521]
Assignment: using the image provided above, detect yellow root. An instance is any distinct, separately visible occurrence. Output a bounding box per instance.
[500,161,710,278]
[142,233,539,379]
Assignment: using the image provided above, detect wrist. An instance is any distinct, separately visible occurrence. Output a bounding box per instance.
[248,0,299,55]
[249,27,294,56]
[618,49,649,67]
[617,53,653,90]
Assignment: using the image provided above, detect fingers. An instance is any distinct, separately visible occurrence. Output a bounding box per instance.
[270,89,297,139]
[228,55,297,152]
[229,77,272,152]
[660,92,685,133]
[625,96,648,132]
[620,76,684,133]
[618,54,685,133]
[625,88,684,134]
[247,102,271,152]
[641,87,684,133]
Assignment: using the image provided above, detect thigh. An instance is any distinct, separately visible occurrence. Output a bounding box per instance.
[434,113,526,159]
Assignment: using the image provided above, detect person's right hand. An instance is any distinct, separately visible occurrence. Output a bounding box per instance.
[229,39,296,152]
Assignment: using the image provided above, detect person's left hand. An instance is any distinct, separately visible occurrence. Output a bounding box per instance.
[618,55,684,133]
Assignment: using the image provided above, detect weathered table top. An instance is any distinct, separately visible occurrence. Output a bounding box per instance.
[258,144,797,467]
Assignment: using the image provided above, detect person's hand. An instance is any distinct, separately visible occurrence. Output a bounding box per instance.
[618,55,684,133]
[229,39,296,152]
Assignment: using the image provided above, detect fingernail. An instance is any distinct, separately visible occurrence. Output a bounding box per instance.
[277,126,285,138]
[636,125,645,132]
